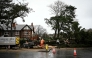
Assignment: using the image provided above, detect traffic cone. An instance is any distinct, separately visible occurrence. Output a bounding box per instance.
[52,48,56,54]
[74,48,77,56]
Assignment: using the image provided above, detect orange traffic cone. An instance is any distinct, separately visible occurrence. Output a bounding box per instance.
[52,48,56,54]
[74,48,77,56]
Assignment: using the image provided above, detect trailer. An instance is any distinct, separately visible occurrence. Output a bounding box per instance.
[0,37,20,49]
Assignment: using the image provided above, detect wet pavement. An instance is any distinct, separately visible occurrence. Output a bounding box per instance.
[0,48,92,58]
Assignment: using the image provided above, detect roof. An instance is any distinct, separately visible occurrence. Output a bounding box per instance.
[1,24,34,31]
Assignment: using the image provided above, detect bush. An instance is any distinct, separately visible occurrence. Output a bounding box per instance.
[45,40,57,46]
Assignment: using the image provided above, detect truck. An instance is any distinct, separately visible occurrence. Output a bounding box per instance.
[0,37,20,49]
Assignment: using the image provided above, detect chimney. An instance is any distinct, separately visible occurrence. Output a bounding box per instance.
[31,22,33,26]
[31,22,35,33]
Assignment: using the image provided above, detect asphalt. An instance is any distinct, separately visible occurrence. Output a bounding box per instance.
[0,48,92,58]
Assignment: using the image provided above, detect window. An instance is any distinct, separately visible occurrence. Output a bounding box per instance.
[4,32,9,35]
[29,32,30,35]
[15,31,19,35]
[24,31,28,35]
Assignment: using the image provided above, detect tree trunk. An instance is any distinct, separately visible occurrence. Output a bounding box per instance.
[54,29,57,38]
[11,19,13,37]
[57,19,60,38]
[57,28,60,38]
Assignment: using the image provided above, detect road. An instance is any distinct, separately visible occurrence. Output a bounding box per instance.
[0,48,92,58]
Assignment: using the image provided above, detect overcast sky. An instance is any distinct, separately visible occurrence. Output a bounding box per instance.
[15,0,92,34]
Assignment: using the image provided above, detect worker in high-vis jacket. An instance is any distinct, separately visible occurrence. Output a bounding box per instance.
[45,44,48,51]
[40,38,45,48]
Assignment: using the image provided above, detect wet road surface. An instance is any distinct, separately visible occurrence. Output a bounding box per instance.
[0,48,92,58]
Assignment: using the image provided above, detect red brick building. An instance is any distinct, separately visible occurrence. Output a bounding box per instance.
[0,23,38,40]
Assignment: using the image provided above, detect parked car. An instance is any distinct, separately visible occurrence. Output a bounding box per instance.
[23,41,34,48]
[28,42,34,48]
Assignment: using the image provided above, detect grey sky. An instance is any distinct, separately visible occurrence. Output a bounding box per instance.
[15,0,92,34]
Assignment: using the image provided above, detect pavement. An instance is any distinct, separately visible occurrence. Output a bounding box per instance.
[0,48,46,52]
[0,47,92,52]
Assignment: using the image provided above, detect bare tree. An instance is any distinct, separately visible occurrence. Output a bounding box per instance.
[46,0,66,38]
[45,0,77,39]
[34,25,47,37]
[49,0,66,16]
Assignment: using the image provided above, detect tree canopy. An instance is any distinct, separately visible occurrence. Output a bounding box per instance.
[45,0,77,39]
[0,0,33,36]
[0,0,32,26]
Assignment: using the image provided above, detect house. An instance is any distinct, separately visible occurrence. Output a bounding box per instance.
[0,23,38,40]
